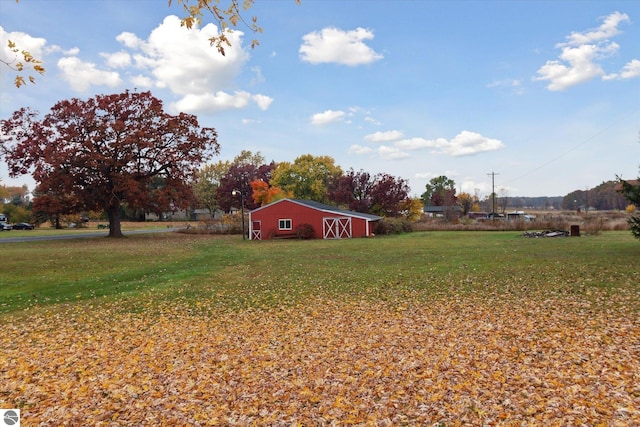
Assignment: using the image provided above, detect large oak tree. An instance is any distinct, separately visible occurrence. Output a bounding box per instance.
[0,90,219,237]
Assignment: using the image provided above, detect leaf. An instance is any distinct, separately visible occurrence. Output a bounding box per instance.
[2,290,639,424]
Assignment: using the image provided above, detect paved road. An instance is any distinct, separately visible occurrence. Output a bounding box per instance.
[0,227,182,243]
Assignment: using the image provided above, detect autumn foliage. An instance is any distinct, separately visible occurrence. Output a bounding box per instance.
[1,231,639,424]
[250,179,289,206]
[1,39,46,87]
[1,292,638,425]
[0,91,219,236]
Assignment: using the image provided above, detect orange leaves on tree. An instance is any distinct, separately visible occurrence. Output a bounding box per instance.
[250,179,289,206]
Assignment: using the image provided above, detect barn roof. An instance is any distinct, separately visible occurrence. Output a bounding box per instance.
[251,198,383,221]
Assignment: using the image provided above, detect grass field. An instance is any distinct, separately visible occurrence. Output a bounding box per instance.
[1,231,639,425]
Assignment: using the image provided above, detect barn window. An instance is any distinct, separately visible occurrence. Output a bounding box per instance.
[279,219,292,230]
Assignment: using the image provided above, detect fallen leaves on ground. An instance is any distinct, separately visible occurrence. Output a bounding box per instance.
[1,290,639,426]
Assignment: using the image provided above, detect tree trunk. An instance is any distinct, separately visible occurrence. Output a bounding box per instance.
[107,207,124,238]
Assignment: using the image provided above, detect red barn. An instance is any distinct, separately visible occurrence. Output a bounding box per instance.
[248,199,382,240]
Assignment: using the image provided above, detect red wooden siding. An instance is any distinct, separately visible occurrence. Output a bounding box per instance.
[248,199,379,240]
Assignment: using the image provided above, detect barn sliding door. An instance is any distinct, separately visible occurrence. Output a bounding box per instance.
[323,217,351,239]
[251,220,261,240]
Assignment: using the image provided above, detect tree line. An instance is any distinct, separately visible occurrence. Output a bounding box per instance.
[562,181,630,211]
[1,89,638,240]
[192,150,420,221]
[0,91,421,237]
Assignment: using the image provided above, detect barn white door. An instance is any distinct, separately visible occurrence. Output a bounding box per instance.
[251,220,262,240]
[323,217,352,239]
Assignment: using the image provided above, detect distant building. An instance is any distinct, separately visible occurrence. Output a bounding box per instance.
[506,211,536,222]
[423,205,462,218]
[468,212,489,219]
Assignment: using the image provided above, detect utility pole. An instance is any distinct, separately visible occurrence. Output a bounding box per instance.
[487,171,499,217]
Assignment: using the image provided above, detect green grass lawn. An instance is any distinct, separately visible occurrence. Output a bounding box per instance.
[2,231,639,425]
[2,230,638,314]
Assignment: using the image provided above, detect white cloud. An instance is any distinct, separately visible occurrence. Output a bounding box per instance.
[395,137,447,151]
[173,90,271,113]
[604,59,640,80]
[364,116,381,126]
[440,131,505,156]
[174,90,252,113]
[535,44,607,91]
[486,79,524,95]
[116,32,142,49]
[535,12,636,90]
[364,130,404,143]
[350,143,412,161]
[311,109,345,125]
[46,45,79,56]
[349,144,373,155]
[415,172,441,180]
[57,56,121,92]
[127,16,249,95]
[110,15,276,114]
[458,179,491,196]
[563,11,629,46]
[0,27,47,65]
[102,51,131,68]
[130,74,154,88]
[378,145,410,160]
[299,27,383,66]
[619,59,640,79]
[252,94,273,110]
[353,131,504,158]
[415,171,460,181]
[250,66,265,85]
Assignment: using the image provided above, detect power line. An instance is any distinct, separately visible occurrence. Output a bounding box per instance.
[508,108,640,186]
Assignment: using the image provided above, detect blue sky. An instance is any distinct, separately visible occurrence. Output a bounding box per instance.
[1,0,639,198]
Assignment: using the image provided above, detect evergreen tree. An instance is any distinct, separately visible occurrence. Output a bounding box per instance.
[618,173,640,240]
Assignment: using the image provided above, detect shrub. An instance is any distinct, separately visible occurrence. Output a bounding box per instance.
[374,218,414,235]
[295,223,315,239]
[583,216,604,235]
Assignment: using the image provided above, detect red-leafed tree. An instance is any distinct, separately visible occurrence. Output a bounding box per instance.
[369,173,410,217]
[0,90,219,237]
[217,162,274,212]
[329,168,375,213]
[31,187,81,229]
[329,169,409,217]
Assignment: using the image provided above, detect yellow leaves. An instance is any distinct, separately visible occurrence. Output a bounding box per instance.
[1,293,639,425]
[3,40,46,87]
[173,0,267,56]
